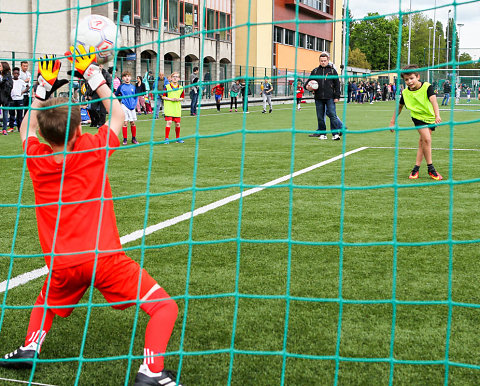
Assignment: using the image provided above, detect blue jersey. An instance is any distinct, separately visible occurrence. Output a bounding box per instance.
[115,83,138,110]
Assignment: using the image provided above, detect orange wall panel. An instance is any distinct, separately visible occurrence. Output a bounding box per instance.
[275,43,319,73]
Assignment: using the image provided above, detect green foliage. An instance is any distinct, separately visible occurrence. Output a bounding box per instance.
[348,10,465,70]
[348,47,371,69]
[349,12,399,70]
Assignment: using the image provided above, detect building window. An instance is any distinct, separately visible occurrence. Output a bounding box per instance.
[179,1,199,34]
[285,29,295,45]
[307,35,315,50]
[325,40,331,53]
[315,37,324,52]
[140,0,151,27]
[226,14,231,41]
[204,8,231,41]
[153,0,158,28]
[300,0,330,14]
[219,12,227,40]
[274,26,283,43]
[117,0,132,24]
[298,33,306,48]
[164,0,179,32]
[206,8,215,38]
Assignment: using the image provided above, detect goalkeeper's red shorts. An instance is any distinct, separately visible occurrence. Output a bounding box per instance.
[39,253,158,317]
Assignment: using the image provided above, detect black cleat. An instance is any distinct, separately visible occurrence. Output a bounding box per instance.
[134,364,183,386]
[0,345,38,369]
[308,132,321,137]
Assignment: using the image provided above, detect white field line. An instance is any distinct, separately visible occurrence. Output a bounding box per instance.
[0,147,368,294]
[0,377,57,386]
[369,146,480,151]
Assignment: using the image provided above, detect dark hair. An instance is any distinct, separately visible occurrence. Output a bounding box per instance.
[193,66,199,72]
[12,67,20,72]
[319,52,330,59]
[1,61,11,75]
[20,61,28,65]
[37,98,81,146]
[401,64,420,79]
[122,71,131,77]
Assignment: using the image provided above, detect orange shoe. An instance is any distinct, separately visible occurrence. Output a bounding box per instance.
[428,170,443,181]
[409,170,419,179]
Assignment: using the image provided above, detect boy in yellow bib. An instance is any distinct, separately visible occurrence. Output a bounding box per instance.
[390,65,443,180]
[162,72,184,144]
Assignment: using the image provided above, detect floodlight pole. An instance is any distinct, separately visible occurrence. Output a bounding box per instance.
[407,0,412,64]
[457,23,464,63]
[428,26,433,67]
[446,9,451,68]
[432,0,437,66]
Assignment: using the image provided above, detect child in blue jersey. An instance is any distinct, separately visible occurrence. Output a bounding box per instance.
[115,71,139,145]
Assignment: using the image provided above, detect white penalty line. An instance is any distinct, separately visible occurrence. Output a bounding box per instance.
[0,147,367,294]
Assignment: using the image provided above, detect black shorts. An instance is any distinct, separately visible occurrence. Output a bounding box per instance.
[412,117,435,131]
[296,97,302,104]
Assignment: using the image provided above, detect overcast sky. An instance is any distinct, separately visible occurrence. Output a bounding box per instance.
[346,0,479,58]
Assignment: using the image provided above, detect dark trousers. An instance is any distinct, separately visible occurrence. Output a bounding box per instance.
[190,91,199,115]
[230,97,237,110]
[9,100,24,129]
[314,99,342,135]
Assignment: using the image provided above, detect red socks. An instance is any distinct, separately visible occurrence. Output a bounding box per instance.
[140,286,178,373]
[24,292,54,352]
[123,124,137,140]
[175,127,180,139]
[165,126,171,139]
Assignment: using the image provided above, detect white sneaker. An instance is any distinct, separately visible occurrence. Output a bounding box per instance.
[332,134,340,141]
[318,135,328,140]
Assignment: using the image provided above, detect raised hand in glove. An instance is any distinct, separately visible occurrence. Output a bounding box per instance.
[65,45,105,91]
[35,55,69,101]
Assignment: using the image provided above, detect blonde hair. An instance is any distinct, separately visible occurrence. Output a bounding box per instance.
[36,98,81,146]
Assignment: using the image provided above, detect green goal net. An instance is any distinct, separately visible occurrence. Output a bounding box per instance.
[1,1,480,385]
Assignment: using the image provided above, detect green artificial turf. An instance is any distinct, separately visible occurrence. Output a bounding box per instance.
[0,100,479,385]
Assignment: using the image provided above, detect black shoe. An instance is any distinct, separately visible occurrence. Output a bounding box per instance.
[262,110,266,113]
[134,364,183,385]
[269,109,272,113]
[0,345,38,369]
[308,132,321,137]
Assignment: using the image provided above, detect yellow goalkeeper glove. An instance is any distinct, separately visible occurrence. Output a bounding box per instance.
[65,45,105,91]
[35,55,69,101]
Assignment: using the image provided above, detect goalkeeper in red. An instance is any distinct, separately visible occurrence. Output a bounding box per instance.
[0,46,183,386]
[390,64,443,180]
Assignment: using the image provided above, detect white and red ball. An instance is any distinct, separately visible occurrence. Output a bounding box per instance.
[71,14,122,63]
[308,80,319,90]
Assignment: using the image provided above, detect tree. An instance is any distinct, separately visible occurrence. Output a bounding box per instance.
[349,12,398,70]
[348,48,371,69]
[445,17,460,64]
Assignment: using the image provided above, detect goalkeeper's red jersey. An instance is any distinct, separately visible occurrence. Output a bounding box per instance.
[23,125,123,270]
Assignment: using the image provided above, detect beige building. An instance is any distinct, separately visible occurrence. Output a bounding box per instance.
[234,0,274,77]
[0,0,235,84]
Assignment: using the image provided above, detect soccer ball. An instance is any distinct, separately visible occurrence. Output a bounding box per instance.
[308,80,319,90]
[71,14,122,63]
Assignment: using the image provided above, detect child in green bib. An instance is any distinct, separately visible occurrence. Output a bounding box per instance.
[390,65,443,181]
[162,72,185,144]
